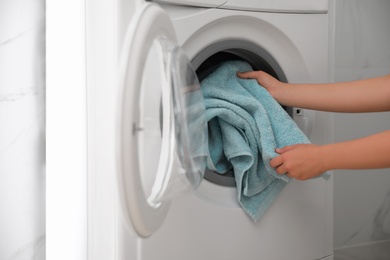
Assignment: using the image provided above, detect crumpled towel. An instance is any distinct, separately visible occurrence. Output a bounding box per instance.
[201,60,311,221]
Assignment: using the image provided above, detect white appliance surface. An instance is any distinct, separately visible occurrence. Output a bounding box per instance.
[150,0,328,13]
[86,1,334,260]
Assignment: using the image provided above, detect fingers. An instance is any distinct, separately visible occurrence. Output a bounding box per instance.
[236,71,263,79]
[271,144,317,180]
[270,156,291,179]
[275,146,294,154]
[276,165,288,175]
[270,146,293,169]
[271,146,297,176]
[270,155,283,168]
[270,156,289,177]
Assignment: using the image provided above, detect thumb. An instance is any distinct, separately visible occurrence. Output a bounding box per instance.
[275,145,295,154]
[237,71,262,79]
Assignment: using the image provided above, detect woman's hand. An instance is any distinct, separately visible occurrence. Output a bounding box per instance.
[270,144,327,180]
[237,70,285,102]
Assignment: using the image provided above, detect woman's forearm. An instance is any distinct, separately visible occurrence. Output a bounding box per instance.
[320,130,390,171]
[237,71,390,113]
[277,74,390,113]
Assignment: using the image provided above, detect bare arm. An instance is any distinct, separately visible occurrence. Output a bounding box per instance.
[322,130,390,169]
[237,71,390,180]
[270,130,390,180]
[237,71,390,113]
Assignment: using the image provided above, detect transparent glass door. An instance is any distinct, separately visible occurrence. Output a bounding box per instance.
[117,3,207,237]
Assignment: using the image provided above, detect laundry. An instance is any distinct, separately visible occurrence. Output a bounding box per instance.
[200,60,311,221]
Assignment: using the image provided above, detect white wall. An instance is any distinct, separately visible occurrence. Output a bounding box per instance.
[334,0,390,248]
[46,0,88,259]
[0,0,46,259]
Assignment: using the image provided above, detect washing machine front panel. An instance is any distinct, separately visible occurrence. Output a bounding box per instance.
[167,7,329,84]
[149,0,227,8]
[221,0,328,13]
[118,3,207,238]
[150,0,328,13]
[139,6,333,260]
[173,6,330,207]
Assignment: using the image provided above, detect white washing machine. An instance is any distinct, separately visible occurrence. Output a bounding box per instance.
[86,0,334,259]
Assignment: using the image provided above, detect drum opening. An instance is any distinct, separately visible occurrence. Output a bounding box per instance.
[193,41,290,187]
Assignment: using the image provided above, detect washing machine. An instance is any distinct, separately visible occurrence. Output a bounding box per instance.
[86,0,334,259]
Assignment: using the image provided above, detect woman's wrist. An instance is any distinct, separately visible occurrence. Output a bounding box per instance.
[272,81,288,105]
[317,144,333,173]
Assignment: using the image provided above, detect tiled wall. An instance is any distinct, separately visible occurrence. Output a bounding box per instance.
[333,0,390,249]
[0,0,46,258]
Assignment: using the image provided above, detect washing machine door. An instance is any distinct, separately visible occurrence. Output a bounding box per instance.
[117,3,208,237]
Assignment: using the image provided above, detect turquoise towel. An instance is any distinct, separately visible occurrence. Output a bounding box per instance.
[201,60,310,221]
